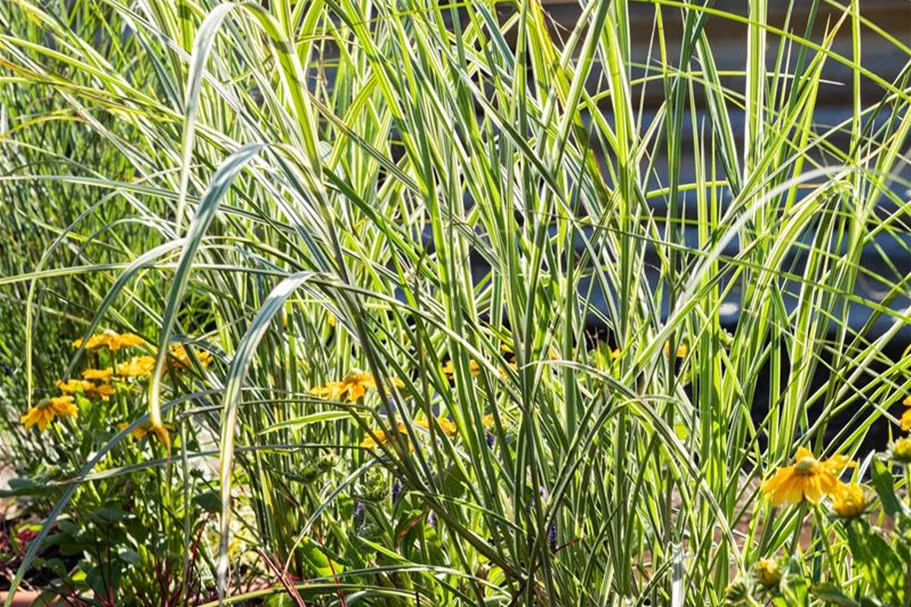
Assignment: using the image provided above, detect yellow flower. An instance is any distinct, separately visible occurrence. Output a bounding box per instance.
[73,331,144,351]
[442,359,481,377]
[310,371,377,402]
[55,379,95,394]
[754,558,781,589]
[359,430,387,449]
[118,421,173,441]
[664,342,688,358]
[482,413,496,428]
[761,447,855,506]
[82,368,113,382]
[118,421,149,440]
[832,483,866,519]
[416,416,459,437]
[610,348,622,360]
[900,396,911,430]
[117,355,156,378]
[107,333,145,350]
[57,378,115,400]
[901,408,911,432]
[88,383,116,400]
[21,406,55,431]
[168,345,213,370]
[360,423,408,449]
[20,396,77,431]
[72,334,110,351]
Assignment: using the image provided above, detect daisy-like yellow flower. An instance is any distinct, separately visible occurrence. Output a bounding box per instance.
[482,413,496,428]
[117,355,156,378]
[360,422,408,449]
[55,378,115,400]
[82,368,113,382]
[312,373,373,401]
[832,483,866,519]
[118,421,150,440]
[72,334,110,351]
[20,396,78,431]
[761,447,855,506]
[441,359,481,377]
[107,333,145,350]
[359,429,387,449]
[168,345,213,370]
[118,421,173,441]
[416,416,459,437]
[73,331,145,351]
[55,379,96,394]
[310,371,402,402]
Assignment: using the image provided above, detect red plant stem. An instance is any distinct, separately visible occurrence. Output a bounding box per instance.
[315,531,348,607]
[256,549,307,607]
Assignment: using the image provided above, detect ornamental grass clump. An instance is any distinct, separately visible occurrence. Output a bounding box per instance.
[1,0,911,604]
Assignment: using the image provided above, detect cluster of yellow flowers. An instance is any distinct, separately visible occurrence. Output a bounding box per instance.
[761,447,863,518]
[55,378,115,400]
[21,332,213,433]
[359,412,499,450]
[20,331,146,431]
[358,416,463,449]
[758,394,911,517]
[310,369,503,450]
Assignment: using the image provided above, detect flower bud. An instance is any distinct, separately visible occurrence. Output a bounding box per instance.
[754,558,781,589]
[891,437,911,464]
[832,483,865,520]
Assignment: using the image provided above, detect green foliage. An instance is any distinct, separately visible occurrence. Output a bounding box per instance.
[1,0,910,605]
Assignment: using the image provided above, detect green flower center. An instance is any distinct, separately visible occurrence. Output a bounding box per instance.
[795,457,819,475]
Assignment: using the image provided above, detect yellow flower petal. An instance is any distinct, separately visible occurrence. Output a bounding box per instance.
[416,416,459,438]
[902,408,911,432]
[168,345,213,370]
[82,368,113,381]
[55,379,95,394]
[117,356,156,378]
